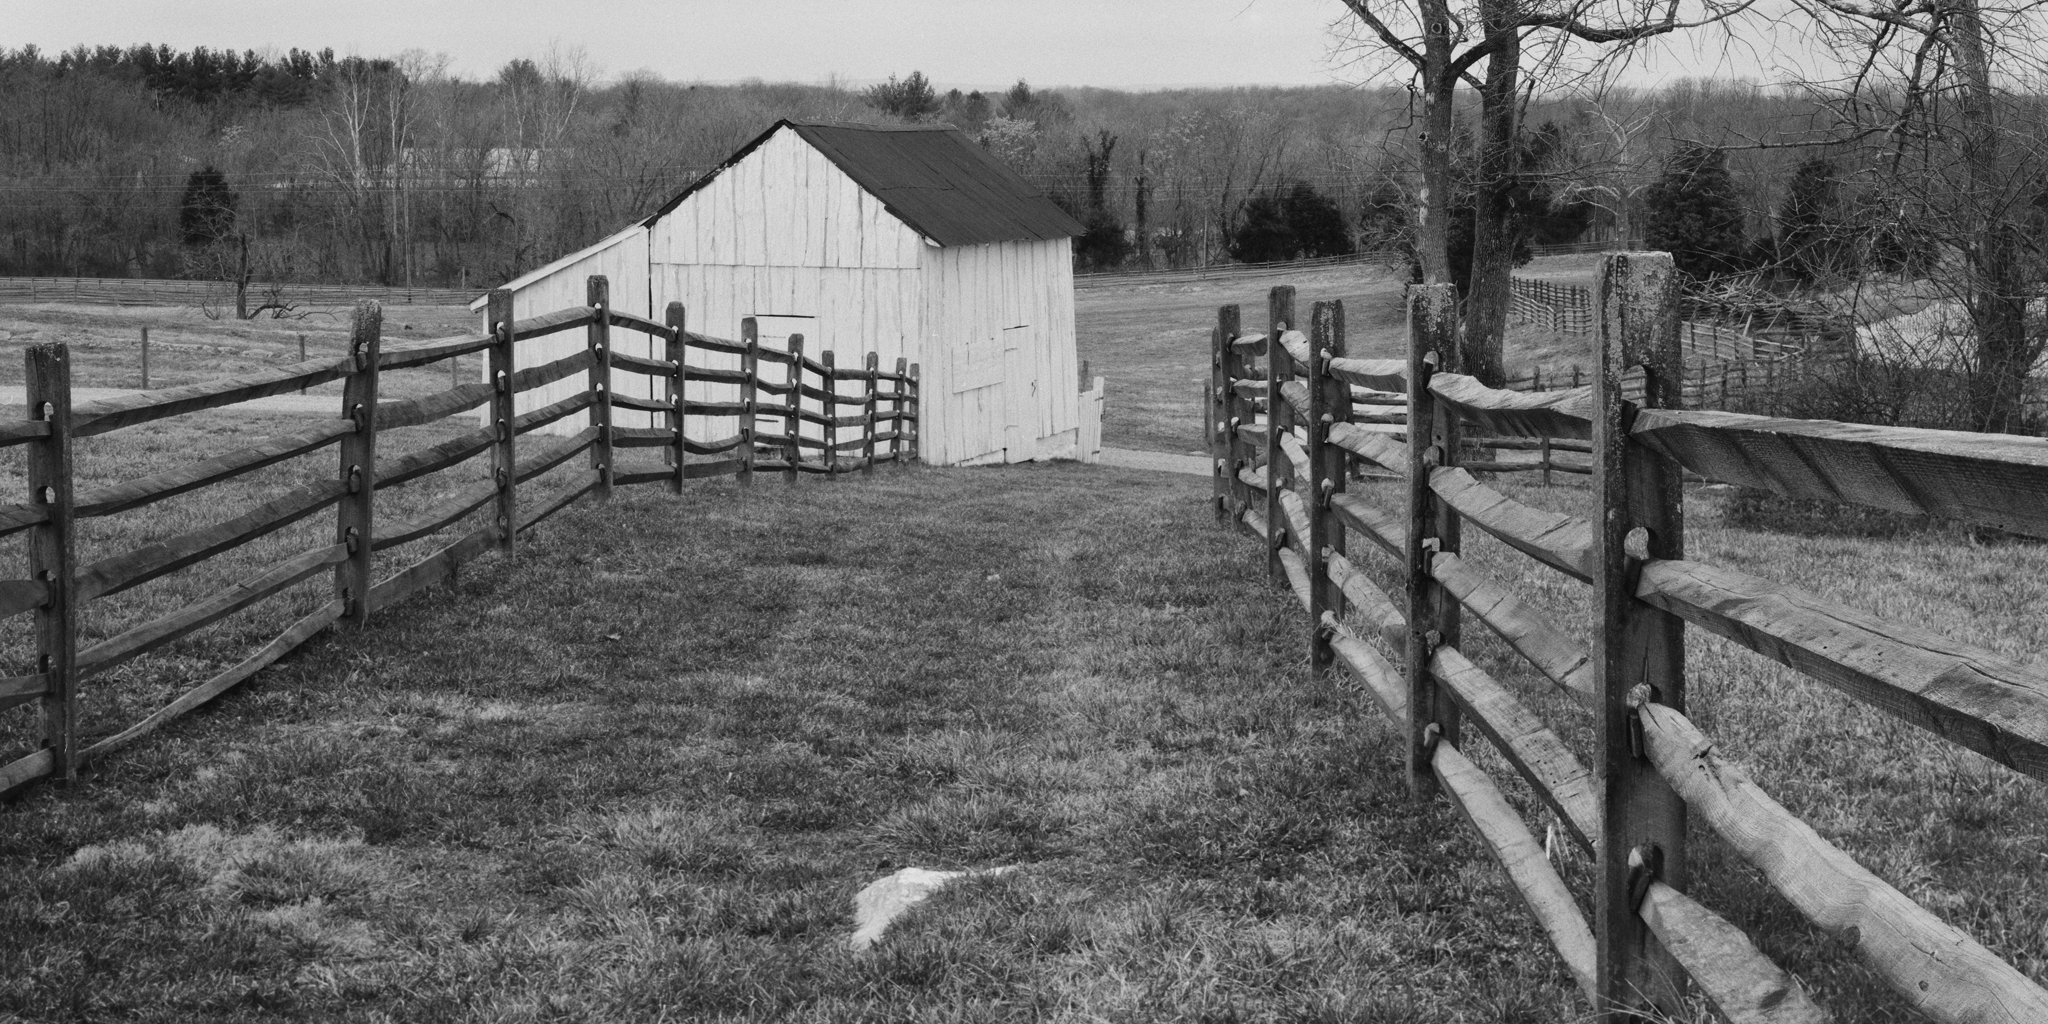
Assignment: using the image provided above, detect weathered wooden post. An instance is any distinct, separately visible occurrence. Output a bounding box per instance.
[587,276,614,501]
[890,357,909,463]
[1218,305,1250,533]
[1210,318,1230,523]
[1404,283,1460,798]
[739,317,759,488]
[822,350,839,475]
[1264,286,1295,583]
[665,301,687,493]
[905,362,920,462]
[336,300,380,626]
[1307,299,1348,678]
[785,334,804,482]
[25,344,75,784]
[140,327,150,389]
[863,351,879,474]
[487,289,518,550]
[1592,251,1689,1019]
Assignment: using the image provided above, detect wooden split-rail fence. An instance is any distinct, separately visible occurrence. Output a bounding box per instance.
[0,273,918,796]
[1209,254,2048,1023]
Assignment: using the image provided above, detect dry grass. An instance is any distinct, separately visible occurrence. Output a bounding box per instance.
[0,465,1592,1023]
[1334,473,2048,1022]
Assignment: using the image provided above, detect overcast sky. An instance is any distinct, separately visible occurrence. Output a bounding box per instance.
[13,0,1806,91]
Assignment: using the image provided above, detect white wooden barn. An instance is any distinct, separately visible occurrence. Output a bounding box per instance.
[468,119,1094,466]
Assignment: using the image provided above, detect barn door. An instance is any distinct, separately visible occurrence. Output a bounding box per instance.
[951,330,1007,464]
[1001,324,1037,462]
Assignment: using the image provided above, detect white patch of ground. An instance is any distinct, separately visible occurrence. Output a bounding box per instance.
[848,865,1016,951]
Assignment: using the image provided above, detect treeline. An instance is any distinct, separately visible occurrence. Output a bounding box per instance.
[0,43,1939,288]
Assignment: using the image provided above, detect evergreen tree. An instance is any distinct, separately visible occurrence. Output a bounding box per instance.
[1229,180,1353,264]
[1643,145,1749,281]
[1777,157,1852,284]
[178,166,237,247]
[865,72,940,121]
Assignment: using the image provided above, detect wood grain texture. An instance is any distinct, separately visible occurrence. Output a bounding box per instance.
[1308,300,1351,678]
[1431,645,1601,855]
[334,301,380,626]
[1638,881,1830,1024]
[487,290,518,551]
[1328,420,1408,474]
[75,480,348,602]
[78,542,347,678]
[81,599,347,763]
[1407,283,1461,799]
[0,417,52,447]
[69,356,357,437]
[1327,356,1408,392]
[377,380,495,430]
[1637,557,2048,782]
[376,427,495,490]
[1326,551,1406,644]
[1432,738,1600,1006]
[1328,492,1406,558]
[1633,408,2048,539]
[1429,374,1594,440]
[25,344,76,782]
[0,578,49,619]
[377,332,493,371]
[508,305,595,342]
[1430,551,1596,703]
[1265,289,1295,584]
[0,749,54,798]
[1640,701,2048,1023]
[1431,467,1595,581]
[1277,547,1314,614]
[368,524,495,613]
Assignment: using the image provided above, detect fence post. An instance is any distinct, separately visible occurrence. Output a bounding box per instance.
[1405,283,1461,799]
[822,350,839,475]
[487,289,518,551]
[1541,436,1553,487]
[336,301,380,626]
[665,301,687,493]
[26,344,76,784]
[905,361,920,463]
[587,276,614,501]
[1307,300,1348,677]
[1218,305,1249,533]
[739,318,759,488]
[140,327,150,389]
[863,351,879,474]
[785,334,804,482]
[1265,286,1295,582]
[1211,320,1230,522]
[1592,252,1689,1019]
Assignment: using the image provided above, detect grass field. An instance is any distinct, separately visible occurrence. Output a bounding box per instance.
[0,466,1600,1023]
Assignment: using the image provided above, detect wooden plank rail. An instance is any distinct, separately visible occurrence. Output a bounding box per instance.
[0,579,50,620]
[70,355,358,437]
[377,379,495,430]
[607,350,676,377]
[77,542,348,679]
[1632,408,2048,539]
[684,331,746,356]
[73,418,355,519]
[1430,552,1596,702]
[1640,701,2048,1023]
[1428,375,1594,440]
[1430,468,1595,581]
[377,333,493,371]
[1327,356,1407,391]
[0,418,53,447]
[74,479,349,602]
[509,305,595,342]
[604,308,668,338]
[1327,421,1406,473]
[376,427,497,490]
[0,501,50,540]
[1636,558,2048,782]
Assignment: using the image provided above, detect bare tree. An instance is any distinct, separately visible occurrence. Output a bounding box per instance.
[1787,0,2048,431]
[1336,0,1757,383]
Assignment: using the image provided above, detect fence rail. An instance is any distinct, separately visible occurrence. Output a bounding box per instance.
[1209,254,2048,1022]
[0,276,477,308]
[0,274,918,797]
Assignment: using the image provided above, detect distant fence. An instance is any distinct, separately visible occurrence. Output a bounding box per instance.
[1208,259,2048,1022]
[1076,251,1402,287]
[1510,275,1808,363]
[0,274,919,797]
[0,276,477,308]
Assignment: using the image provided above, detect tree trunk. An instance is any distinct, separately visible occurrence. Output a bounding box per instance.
[1415,0,1457,288]
[1463,23,1521,388]
[235,234,249,320]
[1948,0,2033,433]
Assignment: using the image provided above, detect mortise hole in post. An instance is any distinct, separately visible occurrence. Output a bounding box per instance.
[1624,526,1652,561]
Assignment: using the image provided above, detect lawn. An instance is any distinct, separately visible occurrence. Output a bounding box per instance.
[0,464,1591,1023]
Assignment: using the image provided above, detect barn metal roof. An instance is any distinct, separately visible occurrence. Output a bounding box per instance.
[643,119,1082,247]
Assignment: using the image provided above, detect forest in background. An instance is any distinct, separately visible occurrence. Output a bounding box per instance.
[0,42,1888,290]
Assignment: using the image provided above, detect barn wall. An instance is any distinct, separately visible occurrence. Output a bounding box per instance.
[483,226,656,432]
[919,236,1079,466]
[647,128,929,444]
